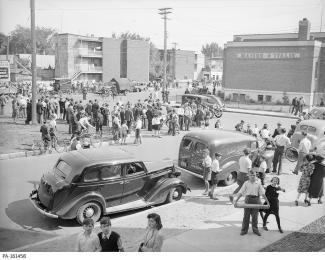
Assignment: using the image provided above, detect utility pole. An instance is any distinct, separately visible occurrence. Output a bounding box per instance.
[31,0,37,124]
[172,42,177,81]
[158,7,172,97]
[6,36,10,61]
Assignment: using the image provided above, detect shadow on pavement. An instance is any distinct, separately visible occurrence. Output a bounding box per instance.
[0,227,57,251]
[5,199,79,232]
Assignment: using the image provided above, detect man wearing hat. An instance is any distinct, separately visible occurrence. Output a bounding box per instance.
[209,152,222,199]
[230,148,252,203]
[292,131,311,175]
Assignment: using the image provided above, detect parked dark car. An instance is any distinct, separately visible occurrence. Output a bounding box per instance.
[29,148,189,224]
[178,94,224,118]
[177,129,274,186]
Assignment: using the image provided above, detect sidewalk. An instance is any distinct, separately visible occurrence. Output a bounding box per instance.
[225,107,299,119]
[162,190,325,252]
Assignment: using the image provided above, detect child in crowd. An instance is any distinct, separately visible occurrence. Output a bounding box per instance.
[134,117,142,144]
[76,218,101,252]
[120,122,128,145]
[98,217,124,252]
[258,155,267,186]
[261,177,285,233]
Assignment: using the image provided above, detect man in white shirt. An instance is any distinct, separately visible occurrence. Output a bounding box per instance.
[184,104,192,131]
[293,131,311,174]
[202,149,212,196]
[272,128,291,174]
[177,105,185,131]
[260,124,270,140]
[251,124,259,137]
[209,152,222,200]
[234,171,270,236]
[230,148,252,203]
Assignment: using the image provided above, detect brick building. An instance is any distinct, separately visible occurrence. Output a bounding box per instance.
[223,18,325,106]
[55,34,150,83]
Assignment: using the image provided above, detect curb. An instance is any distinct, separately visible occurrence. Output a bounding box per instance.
[224,108,299,119]
[0,142,111,161]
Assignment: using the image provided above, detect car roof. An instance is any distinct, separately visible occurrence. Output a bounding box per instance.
[299,119,325,129]
[182,94,209,99]
[60,147,134,169]
[183,129,256,146]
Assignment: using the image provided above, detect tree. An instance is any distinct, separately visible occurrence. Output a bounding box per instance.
[2,25,57,55]
[201,42,223,59]
[112,31,163,80]
[0,33,8,54]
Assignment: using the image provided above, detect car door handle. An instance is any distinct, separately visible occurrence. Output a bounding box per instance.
[124,180,130,183]
[119,181,124,184]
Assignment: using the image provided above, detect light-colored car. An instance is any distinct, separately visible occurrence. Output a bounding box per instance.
[309,107,325,120]
[290,119,325,150]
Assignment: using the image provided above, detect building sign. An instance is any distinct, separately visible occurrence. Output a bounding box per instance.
[0,60,10,82]
[237,53,300,59]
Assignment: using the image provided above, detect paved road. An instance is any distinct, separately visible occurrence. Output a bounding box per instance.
[0,113,298,251]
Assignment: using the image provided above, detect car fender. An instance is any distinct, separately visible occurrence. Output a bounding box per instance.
[144,178,189,204]
[218,161,239,181]
[55,192,106,219]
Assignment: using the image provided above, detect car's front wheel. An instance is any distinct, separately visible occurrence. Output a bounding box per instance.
[166,186,183,203]
[76,202,102,225]
[222,171,237,186]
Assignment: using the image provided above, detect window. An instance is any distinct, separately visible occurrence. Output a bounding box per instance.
[258,95,263,102]
[126,162,145,175]
[299,125,317,134]
[84,169,100,182]
[266,95,272,102]
[54,160,72,180]
[194,142,207,153]
[182,139,192,150]
[315,61,318,79]
[100,165,121,180]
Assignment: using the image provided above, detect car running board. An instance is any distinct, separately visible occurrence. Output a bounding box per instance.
[105,199,155,214]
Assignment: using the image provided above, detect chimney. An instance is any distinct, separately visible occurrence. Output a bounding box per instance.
[298,18,311,41]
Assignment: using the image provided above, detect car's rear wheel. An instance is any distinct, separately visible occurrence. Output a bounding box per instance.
[166,186,183,203]
[222,171,237,186]
[76,202,102,225]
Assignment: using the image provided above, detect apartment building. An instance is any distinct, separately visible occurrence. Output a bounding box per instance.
[55,33,150,83]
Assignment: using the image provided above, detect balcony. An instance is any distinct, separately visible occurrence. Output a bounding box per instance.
[78,48,103,58]
[76,64,103,73]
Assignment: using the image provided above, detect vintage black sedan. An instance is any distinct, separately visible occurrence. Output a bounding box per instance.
[29,148,189,224]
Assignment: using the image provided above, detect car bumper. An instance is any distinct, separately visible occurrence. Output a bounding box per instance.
[29,190,58,219]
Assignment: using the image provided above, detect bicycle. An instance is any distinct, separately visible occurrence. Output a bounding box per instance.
[285,146,299,162]
[79,128,102,148]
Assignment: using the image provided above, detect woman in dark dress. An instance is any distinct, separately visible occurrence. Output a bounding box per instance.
[261,177,285,233]
[307,154,325,204]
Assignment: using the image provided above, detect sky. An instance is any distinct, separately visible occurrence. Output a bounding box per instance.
[0,0,324,52]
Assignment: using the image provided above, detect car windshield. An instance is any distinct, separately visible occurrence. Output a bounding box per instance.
[299,125,317,135]
[53,160,72,180]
